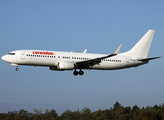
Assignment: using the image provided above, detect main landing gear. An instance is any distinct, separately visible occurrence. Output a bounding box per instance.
[73,69,84,76]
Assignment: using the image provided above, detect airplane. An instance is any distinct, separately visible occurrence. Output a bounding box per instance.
[1,30,161,76]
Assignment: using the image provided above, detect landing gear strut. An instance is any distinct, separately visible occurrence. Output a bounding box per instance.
[73,69,84,76]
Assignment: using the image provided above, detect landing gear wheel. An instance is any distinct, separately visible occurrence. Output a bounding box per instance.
[73,70,78,76]
[16,68,19,71]
[79,70,84,75]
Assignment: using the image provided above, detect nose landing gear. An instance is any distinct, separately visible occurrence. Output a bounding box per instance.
[15,67,19,71]
[73,69,84,76]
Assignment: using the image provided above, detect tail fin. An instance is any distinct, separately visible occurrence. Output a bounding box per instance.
[125,30,155,58]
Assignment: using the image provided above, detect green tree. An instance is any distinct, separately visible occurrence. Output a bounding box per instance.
[60,109,71,119]
[19,109,28,117]
[82,107,91,114]
[33,108,42,115]
[44,109,49,119]
[113,101,122,110]
[92,109,102,119]
[49,109,58,119]
[81,107,93,120]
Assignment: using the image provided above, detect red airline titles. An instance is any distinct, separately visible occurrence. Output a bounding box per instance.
[33,51,54,55]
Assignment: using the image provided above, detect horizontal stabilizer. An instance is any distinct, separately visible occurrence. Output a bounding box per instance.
[138,56,161,61]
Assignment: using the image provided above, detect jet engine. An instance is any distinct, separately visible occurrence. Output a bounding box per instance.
[49,66,64,71]
[57,61,74,70]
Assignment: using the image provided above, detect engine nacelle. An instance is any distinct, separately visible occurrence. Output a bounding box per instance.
[49,66,65,71]
[57,61,74,70]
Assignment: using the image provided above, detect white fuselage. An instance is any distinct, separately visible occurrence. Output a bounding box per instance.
[1,30,160,75]
[1,50,146,70]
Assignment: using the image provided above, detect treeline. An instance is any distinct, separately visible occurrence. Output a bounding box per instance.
[1,101,164,120]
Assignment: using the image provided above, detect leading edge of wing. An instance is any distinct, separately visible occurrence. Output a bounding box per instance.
[75,44,122,66]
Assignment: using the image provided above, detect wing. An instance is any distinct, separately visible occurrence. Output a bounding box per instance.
[75,44,122,69]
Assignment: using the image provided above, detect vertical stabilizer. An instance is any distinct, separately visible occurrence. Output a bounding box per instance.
[125,30,155,58]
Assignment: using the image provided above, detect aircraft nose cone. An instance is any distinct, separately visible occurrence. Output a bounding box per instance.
[1,55,7,61]
[1,56,5,60]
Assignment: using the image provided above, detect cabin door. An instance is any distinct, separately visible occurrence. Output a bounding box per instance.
[21,51,25,59]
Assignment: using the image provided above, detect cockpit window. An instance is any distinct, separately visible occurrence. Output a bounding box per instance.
[8,53,15,55]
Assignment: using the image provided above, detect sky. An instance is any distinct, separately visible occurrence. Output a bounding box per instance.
[0,0,164,115]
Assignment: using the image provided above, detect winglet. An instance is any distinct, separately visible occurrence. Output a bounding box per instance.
[113,44,122,55]
[83,49,87,53]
